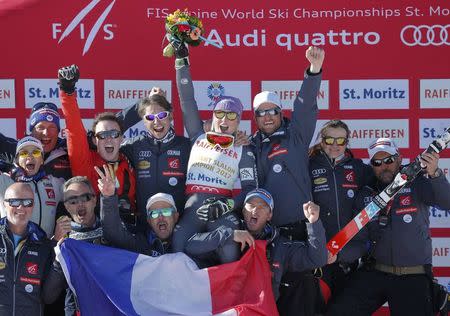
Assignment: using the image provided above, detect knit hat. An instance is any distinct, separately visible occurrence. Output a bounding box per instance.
[146,193,177,212]
[213,96,243,117]
[244,188,274,211]
[253,91,282,111]
[29,102,60,132]
[16,136,44,155]
[368,138,399,160]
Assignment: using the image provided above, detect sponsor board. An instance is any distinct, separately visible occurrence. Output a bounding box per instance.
[192,81,251,111]
[432,238,450,267]
[311,119,409,149]
[0,119,17,140]
[25,79,95,109]
[0,79,15,108]
[339,79,409,109]
[419,119,450,148]
[260,80,329,109]
[420,79,450,108]
[104,80,171,109]
[429,206,450,229]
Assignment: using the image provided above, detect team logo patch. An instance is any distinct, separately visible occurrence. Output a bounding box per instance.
[312,168,326,177]
[399,195,411,206]
[168,158,180,169]
[313,177,327,185]
[26,262,38,275]
[169,177,178,186]
[268,143,288,159]
[25,284,33,293]
[137,160,150,170]
[167,150,181,156]
[207,82,225,106]
[20,277,40,285]
[273,164,282,173]
[45,188,55,199]
[396,207,417,214]
[162,171,184,177]
[403,214,412,223]
[0,262,5,270]
[240,168,255,181]
[345,170,355,182]
[27,251,38,256]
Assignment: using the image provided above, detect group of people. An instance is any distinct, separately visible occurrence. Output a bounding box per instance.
[0,44,448,316]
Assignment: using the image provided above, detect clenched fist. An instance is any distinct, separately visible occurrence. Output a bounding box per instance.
[58,64,80,95]
[306,46,325,74]
[303,201,320,223]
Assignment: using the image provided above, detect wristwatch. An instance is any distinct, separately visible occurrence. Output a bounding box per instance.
[430,168,443,178]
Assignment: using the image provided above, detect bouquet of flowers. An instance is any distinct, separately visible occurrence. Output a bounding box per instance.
[163,9,221,57]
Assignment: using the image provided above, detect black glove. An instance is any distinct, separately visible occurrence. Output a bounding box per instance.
[58,64,80,95]
[169,35,189,59]
[196,198,232,222]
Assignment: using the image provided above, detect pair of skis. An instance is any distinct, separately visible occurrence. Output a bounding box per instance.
[327,127,450,256]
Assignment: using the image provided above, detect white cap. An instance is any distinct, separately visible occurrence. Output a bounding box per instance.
[368,138,399,160]
[253,91,281,111]
[16,136,44,155]
[145,193,177,212]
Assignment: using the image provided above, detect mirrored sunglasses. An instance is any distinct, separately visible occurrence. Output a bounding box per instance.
[206,132,234,149]
[4,198,34,208]
[370,154,398,167]
[322,136,348,146]
[144,111,170,121]
[64,193,95,205]
[214,111,238,121]
[255,107,281,117]
[17,149,42,159]
[146,207,175,219]
[95,130,121,140]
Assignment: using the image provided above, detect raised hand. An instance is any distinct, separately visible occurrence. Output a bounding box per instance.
[420,151,439,177]
[54,215,72,241]
[306,46,325,74]
[58,64,80,95]
[95,164,115,197]
[234,130,250,147]
[233,230,255,251]
[196,198,232,222]
[149,87,167,98]
[303,201,320,223]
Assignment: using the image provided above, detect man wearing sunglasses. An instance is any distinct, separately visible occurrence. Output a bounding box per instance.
[0,136,64,238]
[98,164,179,256]
[0,101,72,179]
[58,65,138,232]
[248,47,324,315]
[50,176,108,316]
[0,182,65,316]
[171,38,257,265]
[327,137,450,316]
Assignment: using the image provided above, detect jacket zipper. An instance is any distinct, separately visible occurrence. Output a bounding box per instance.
[327,158,341,231]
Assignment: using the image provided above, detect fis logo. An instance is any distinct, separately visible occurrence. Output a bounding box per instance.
[51,0,117,55]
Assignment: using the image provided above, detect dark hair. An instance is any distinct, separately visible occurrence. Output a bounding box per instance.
[309,119,353,158]
[91,112,124,134]
[138,95,173,118]
[63,176,95,195]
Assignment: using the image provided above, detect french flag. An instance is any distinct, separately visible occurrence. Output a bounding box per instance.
[56,239,279,316]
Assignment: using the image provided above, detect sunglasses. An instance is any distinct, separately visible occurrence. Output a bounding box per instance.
[214,111,238,121]
[64,193,95,205]
[95,130,122,140]
[144,111,170,121]
[370,154,398,167]
[146,207,175,219]
[255,107,281,117]
[206,132,234,149]
[17,149,42,159]
[4,198,34,208]
[322,136,348,146]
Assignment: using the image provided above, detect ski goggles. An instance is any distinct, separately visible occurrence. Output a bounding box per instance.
[255,107,281,117]
[17,149,42,159]
[214,111,238,121]
[146,207,175,219]
[64,193,95,205]
[95,130,122,140]
[144,111,170,122]
[322,136,348,146]
[206,132,234,149]
[370,154,398,167]
[4,198,34,207]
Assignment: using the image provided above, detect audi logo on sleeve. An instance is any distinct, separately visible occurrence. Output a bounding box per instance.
[400,25,450,46]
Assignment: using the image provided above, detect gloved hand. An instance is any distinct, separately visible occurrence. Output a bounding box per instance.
[58,64,80,95]
[168,35,189,59]
[196,198,233,222]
